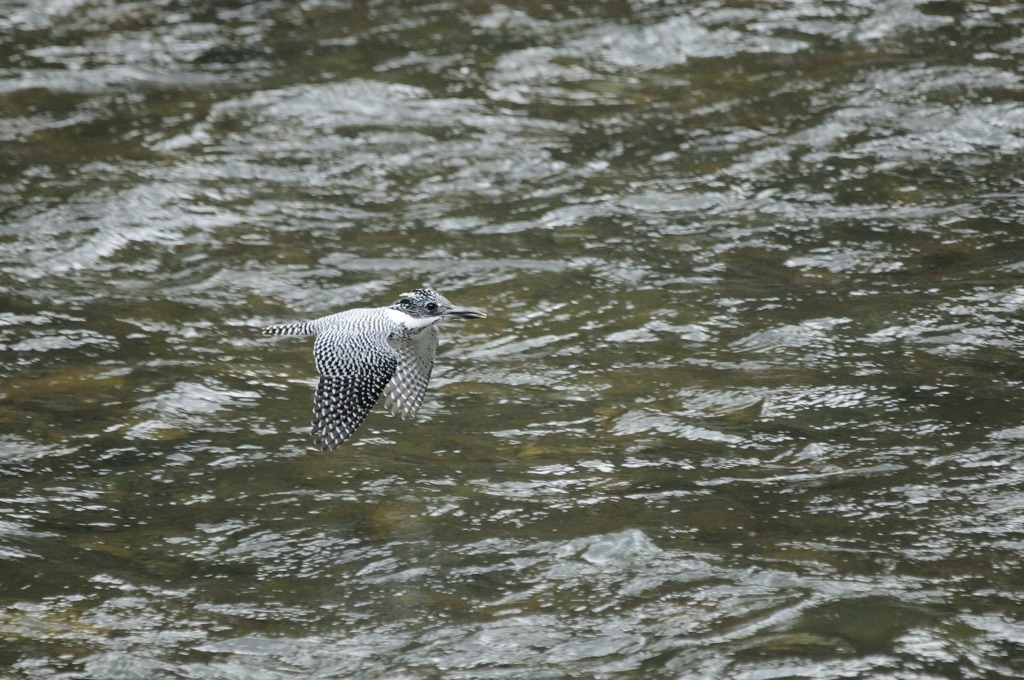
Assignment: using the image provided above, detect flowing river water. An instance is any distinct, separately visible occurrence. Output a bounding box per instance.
[2,1,1024,678]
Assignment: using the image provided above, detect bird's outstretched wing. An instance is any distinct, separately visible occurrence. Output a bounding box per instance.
[383,326,438,420]
[312,327,398,450]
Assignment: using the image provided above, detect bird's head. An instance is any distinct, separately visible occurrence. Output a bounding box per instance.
[391,288,487,321]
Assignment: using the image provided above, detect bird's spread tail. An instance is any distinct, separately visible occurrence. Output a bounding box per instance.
[263,322,314,336]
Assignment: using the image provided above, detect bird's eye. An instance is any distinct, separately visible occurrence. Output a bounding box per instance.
[426,302,439,312]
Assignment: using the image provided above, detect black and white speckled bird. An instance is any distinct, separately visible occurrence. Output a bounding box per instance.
[262,288,486,450]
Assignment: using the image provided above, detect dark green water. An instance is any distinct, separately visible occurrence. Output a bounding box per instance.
[2,1,1024,677]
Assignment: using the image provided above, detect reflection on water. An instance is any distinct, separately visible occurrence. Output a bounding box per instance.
[3,0,1024,677]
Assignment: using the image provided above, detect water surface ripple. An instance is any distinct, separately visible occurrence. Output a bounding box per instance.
[2,1,1024,678]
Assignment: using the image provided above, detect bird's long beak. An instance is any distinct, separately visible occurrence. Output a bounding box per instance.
[443,306,487,320]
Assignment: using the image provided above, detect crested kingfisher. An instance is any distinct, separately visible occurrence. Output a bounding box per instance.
[263,288,486,449]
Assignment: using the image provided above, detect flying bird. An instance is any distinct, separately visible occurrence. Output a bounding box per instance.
[263,288,486,449]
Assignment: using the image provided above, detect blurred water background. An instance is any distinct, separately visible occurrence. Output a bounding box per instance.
[2,0,1024,677]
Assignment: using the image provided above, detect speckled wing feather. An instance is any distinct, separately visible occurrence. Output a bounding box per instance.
[383,326,438,419]
[311,327,398,450]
